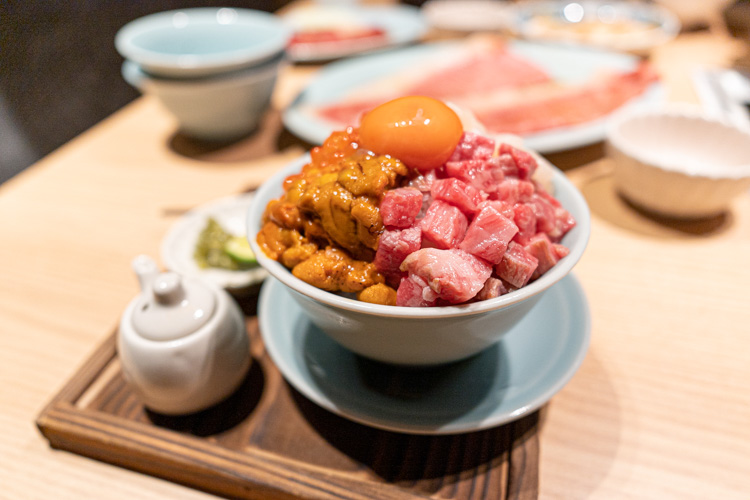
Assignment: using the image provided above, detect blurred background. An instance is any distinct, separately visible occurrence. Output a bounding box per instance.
[0,1,292,184]
[1,0,747,184]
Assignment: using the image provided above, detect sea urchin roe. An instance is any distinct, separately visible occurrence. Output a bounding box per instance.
[257,130,406,301]
[292,246,384,294]
[358,283,397,306]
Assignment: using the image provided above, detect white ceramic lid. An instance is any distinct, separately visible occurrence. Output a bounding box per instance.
[132,272,216,341]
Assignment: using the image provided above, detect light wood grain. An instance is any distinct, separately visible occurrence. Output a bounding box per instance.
[2,21,749,500]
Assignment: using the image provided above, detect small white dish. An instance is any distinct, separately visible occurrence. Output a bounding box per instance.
[115,8,290,78]
[510,0,680,54]
[161,193,267,291]
[606,106,750,218]
[281,4,426,62]
[259,273,590,434]
[421,0,513,33]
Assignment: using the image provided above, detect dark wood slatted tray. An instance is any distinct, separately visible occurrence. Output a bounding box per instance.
[36,295,540,500]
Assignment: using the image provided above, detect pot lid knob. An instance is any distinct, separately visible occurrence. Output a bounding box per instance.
[130,257,216,341]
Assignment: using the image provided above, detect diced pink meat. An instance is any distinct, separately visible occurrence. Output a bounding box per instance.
[493,178,535,204]
[396,274,437,307]
[553,243,570,259]
[380,187,422,228]
[550,208,576,241]
[498,143,537,180]
[524,233,560,280]
[448,132,495,161]
[476,277,508,301]
[528,192,557,234]
[407,170,437,193]
[444,159,499,193]
[478,199,514,219]
[430,178,484,215]
[487,154,516,179]
[374,226,422,285]
[459,206,518,264]
[496,241,539,288]
[512,203,537,245]
[400,248,492,304]
[420,201,468,249]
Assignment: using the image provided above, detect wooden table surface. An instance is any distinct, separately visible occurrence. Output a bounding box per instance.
[2,21,749,500]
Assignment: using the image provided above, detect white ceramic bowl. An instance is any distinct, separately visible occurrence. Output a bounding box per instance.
[122,54,283,141]
[115,8,290,78]
[247,156,590,366]
[606,107,750,218]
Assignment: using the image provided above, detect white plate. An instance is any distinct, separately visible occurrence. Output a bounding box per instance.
[161,193,267,291]
[421,0,513,32]
[281,4,427,62]
[282,39,663,153]
[509,0,680,54]
[258,273,590,435]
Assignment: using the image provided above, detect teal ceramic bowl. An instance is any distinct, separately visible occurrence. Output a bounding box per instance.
[115,8,290,78]
[122,53,283,141]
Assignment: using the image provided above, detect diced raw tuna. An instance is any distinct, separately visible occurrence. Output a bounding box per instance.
[512,203,537,245]
[374,226,422,285]
[400,248,492,304]
[493,178,535,204]
[407,171,437,218]
[396,274,437,307]
[445,159,499,193]
[549,207,576,241]
[528,192,557,235]
[487,154,516,179]
[524,233,560,280]
[497,143,537,180]
[496,241,539,288]
[430,178,484,215]
[448,132,495,161]
[476,277,508,301]
[553,243,570,259]
[407,170,437,193]
[478,199,514,219]
[420,201,468,249]
[380,187,422,228]
[459,206,518,264]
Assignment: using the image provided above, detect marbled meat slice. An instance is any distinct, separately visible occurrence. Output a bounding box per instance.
[400,248,492,304]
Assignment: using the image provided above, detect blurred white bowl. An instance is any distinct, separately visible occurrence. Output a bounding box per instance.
[606,107,750,218]
[122,54,283,141]
[511,0,680,54]
[422,0,512,33]
[115,8,289,78]
[247,155,590,366]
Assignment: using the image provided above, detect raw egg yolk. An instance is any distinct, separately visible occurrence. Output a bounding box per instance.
[358,96,463,172]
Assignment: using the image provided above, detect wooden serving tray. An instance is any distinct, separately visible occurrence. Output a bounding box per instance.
[36,296,541,500]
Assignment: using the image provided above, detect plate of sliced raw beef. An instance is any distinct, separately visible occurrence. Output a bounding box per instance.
[283,36,663,153]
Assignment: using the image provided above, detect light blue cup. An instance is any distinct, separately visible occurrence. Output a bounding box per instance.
[115,8,290,78]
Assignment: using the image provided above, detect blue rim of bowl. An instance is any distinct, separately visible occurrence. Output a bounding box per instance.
[115,8,290,76]
[122,51,286,89]
[248,154,591,319]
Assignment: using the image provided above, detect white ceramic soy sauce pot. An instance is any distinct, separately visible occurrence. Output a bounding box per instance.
[118,255,250,415]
